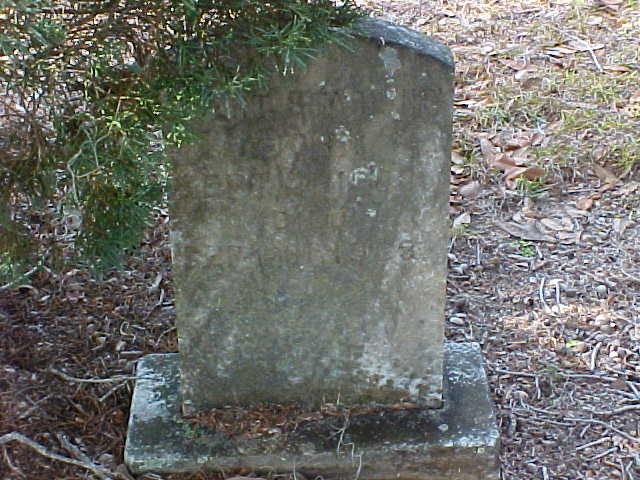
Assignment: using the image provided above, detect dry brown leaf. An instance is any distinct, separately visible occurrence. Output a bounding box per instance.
[557,231,580,243]
[563,206,590,217]
[566,41,605,52]
[592,164,619,184]
[603,64,633,74]
[451,150,466,165]
[522,198,541,219]
[546,120,564,132]
[618,182,640,197]
[576,196,594,210]
[591,146,608,161]
[510,146,530,160]
[613,217,630,236]
[480,137,500,161]
[586,16,605,26]
[519,166,546,181]
[515,69,537,82]
[530,132,544,145]
[504,166,546,188]
[453,211,471,229]
[597,0,623,11]
[459,181,481,198]
[506,139,530,152]
[454,97,492,109]
[540,218,567,231]
[598,183,616,194]
[503,166,530,185]
[544,42,604,58]
[497,220,556,242]
[498,58,528,71]
[544,46,577,57]
[491,154,518,170]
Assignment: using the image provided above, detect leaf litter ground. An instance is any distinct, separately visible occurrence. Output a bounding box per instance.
[1,1,640,479]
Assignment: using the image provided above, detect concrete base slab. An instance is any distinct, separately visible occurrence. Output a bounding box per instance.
[125,342,500,479]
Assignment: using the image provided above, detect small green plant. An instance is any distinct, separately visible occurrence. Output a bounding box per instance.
[614,141,640,175]
[451,223,469,239]
[566,339,582,350]
[515,177,548,197]
[512,240,536,257]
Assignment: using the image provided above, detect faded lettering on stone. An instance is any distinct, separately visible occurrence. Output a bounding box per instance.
[349,162,378,186]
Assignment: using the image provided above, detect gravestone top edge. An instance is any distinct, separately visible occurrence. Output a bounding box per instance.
[349,18,454,70]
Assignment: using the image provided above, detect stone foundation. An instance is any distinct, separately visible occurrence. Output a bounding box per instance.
[125,342,499,479]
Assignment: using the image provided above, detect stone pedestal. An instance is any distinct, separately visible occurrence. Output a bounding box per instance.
[125,343,499,479]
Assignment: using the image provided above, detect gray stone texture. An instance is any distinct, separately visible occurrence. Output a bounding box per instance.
[124,343,500,479]
[170,18,454,413]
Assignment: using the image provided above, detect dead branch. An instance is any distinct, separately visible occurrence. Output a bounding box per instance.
[56,433,110,480]
[48,367,136,384]
[591,404,640,417]
[492,367,619,382]
[0,264,40,291]
[0,432,129,480]
[515,402,640,444]
[575,436,611,451]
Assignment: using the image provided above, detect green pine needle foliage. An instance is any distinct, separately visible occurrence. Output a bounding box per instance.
[0,0,364,277]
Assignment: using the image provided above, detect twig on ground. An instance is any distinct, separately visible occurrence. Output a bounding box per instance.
[542,465,550,480]
[98,381,130,402]
[549,25,604,73]
[620,268,640,283]
[516,401,640,443]
[590,342,602,371]
[56,433,109,480]
[493,367,621,382]
[493,368,538,378]
[143,287,165,322]
[588,447,618,461]
[154,325,177,348]
[48,367,136,384]
[576,40,603,73]
[17,394,52,420]
[512,410,575,427]
[627,381,640,400]
[0,264,40,291]
[539,277,551,313]
[576,436,611,451]
[2,445,24,477]
[354,452,363,480]
[567,418,638,444]
[535,375,543,400]
[0,432,129,480]
[591,404,640,417]
[332,414,350,456]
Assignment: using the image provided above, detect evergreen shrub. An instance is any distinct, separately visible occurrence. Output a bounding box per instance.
[0,0,362,276]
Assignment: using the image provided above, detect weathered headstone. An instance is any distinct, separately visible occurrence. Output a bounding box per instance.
[171,20,452,414]
[125,18,499,479]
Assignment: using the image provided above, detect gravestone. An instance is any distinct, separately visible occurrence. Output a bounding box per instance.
[125,18,500,479]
